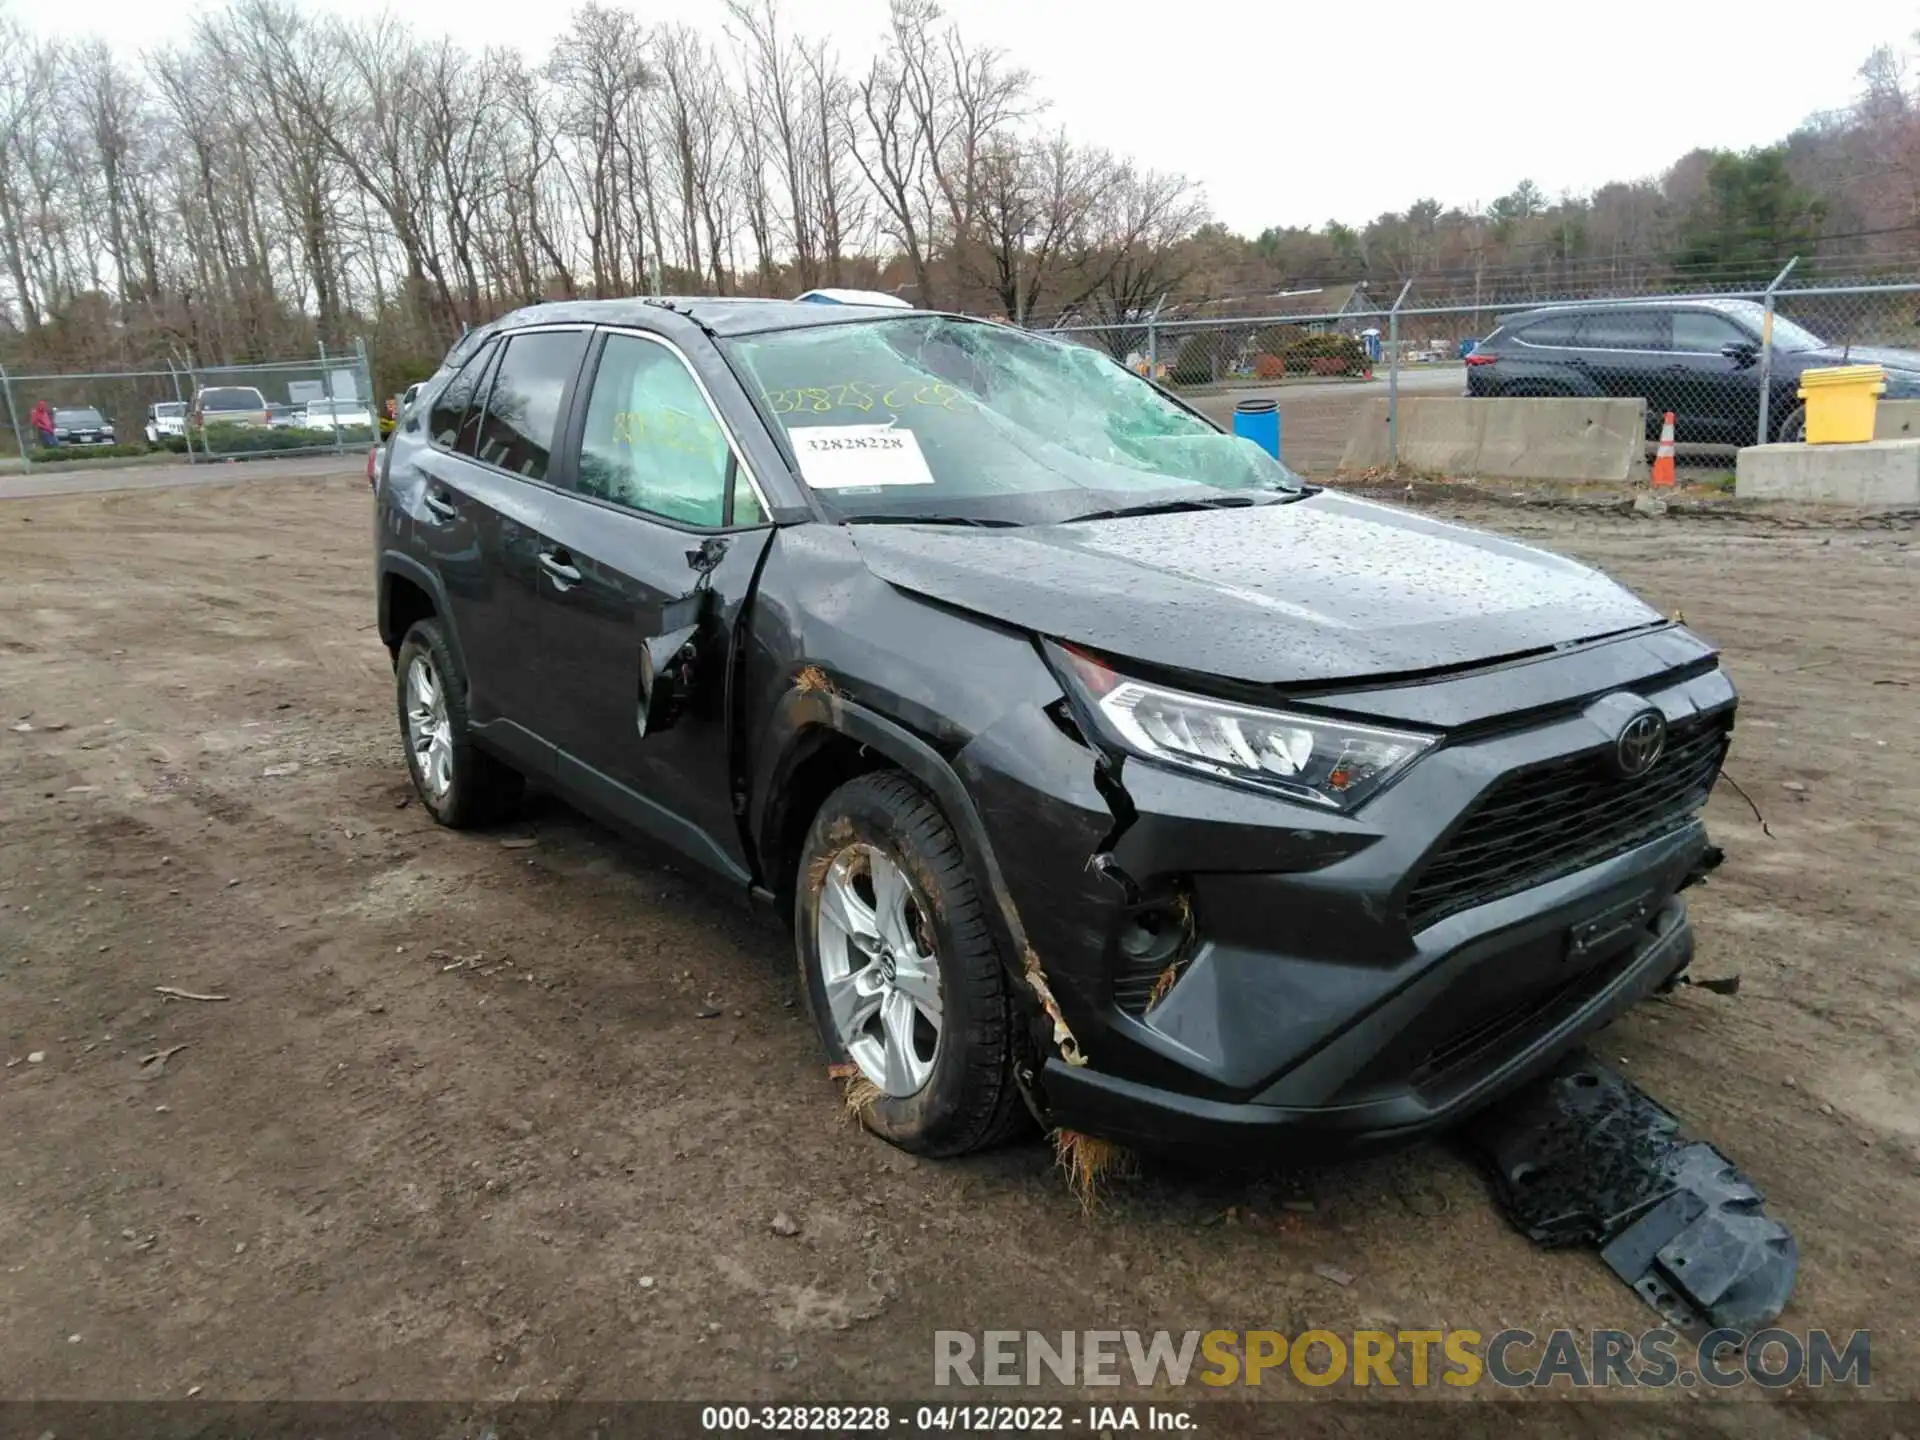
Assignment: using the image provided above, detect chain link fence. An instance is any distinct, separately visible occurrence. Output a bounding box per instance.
[2,339,377,469]
[1038,267,1920,475]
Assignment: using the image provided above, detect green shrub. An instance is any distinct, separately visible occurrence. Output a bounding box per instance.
[1250,324,1308,357]
[1280,332,1369,376]
[30,442,155,461]
[193,423,375,454]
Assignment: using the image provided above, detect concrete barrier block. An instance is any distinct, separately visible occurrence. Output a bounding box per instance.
[1340,397,1647,482]
[1736,439,1920,505]
[1873,399,1920,440]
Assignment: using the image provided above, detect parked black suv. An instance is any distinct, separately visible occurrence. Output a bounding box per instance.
[1467,297,1920,443]
[376,298,1734,1159]
[48,406,115,446]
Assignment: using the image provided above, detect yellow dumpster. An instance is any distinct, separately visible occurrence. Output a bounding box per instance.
[1797,364,1885,445]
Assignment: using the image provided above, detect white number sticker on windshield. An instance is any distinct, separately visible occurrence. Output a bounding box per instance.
[789,424,935,489]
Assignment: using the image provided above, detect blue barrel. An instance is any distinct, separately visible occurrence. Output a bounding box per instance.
[1233,397,1281,460]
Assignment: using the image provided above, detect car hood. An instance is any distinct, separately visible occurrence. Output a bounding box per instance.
[847,491,1663,686]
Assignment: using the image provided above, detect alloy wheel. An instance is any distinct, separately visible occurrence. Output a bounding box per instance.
[815,843,943,1096]
[405,655,454,800]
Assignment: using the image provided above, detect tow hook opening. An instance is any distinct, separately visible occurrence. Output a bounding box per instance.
[1679,842,1725,892]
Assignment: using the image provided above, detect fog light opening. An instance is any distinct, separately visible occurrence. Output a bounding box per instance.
[1118,888,1196,1013]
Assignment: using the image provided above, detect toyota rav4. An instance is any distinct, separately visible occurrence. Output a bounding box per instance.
[374,298,1734,1159]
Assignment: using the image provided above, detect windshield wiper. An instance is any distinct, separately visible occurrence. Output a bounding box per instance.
[1061,492,1296,524]
[843,513,1021,529]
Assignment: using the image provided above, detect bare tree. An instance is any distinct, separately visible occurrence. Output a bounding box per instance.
[1074,165,1209,335]
[547,2,654,296]
[798,35,862,288]
[0,0,1219,384]
[727,0,816,289]
[652,23,737,289]
[0,18,66,329]
[854,49,935,304]
[965,131,1109,322]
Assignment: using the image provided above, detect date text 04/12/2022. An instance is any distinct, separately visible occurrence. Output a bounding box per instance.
[698,1404,1195,1432]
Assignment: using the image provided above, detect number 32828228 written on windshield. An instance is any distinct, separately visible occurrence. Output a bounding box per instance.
[761,381,961,415]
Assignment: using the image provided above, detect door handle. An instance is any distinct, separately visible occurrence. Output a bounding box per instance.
[538,549,582,587]
[422,488,457,521]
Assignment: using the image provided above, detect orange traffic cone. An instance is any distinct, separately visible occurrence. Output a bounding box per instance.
[1651,411,1677,488]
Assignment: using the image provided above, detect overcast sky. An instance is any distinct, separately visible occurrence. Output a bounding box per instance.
[26,0,1917,234]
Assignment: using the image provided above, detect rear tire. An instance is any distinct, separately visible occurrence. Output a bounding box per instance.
[795,772,1030,1157]
[394,619,523,828]
[1776,403,1807,444]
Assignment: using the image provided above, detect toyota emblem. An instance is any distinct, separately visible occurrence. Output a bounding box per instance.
[1613,710,1667,779]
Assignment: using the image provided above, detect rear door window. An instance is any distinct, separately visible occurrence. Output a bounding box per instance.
[472,330,590,481]
[1672,311,1753,353]
[1574,311,1668,351]
[1515,315,1580,346]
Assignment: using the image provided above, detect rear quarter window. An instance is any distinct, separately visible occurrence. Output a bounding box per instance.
[1514,316,1580,346]
[429,341,499,450]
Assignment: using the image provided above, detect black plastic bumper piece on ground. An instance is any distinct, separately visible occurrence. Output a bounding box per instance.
[1462,1051,1797,1335]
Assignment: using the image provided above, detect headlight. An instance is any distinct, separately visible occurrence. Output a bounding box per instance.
[1057,647,1436,811]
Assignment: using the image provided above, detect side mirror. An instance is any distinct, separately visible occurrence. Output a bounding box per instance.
[637,623,699,737]
[1722,341,1760,368]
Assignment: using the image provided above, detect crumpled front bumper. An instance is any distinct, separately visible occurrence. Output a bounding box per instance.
[952,635,1732,1156]
[1040,890,1696,1157]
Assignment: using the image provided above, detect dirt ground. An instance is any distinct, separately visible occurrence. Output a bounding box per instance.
[2,472,1917,1424]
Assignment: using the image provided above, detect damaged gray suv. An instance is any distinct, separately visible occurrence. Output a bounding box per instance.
[374,299,1733,1159]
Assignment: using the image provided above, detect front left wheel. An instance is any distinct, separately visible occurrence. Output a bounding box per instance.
[795,772,1031,1157]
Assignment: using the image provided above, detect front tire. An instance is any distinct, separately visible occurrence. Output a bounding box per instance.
[795,772,1029,1157]
[394,619,523,828]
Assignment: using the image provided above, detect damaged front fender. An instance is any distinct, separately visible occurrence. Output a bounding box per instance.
[741,525,1115,1109]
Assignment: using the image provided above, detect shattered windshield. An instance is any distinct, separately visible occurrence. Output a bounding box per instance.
[724,316,1304,525]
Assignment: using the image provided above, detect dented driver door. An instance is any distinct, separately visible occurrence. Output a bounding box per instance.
[532,327,777,885]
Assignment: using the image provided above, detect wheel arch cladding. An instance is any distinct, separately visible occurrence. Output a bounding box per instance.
[755,686,1022,944]
[383,572,436,654]
[761,720,891,914]
[379,553,455,659]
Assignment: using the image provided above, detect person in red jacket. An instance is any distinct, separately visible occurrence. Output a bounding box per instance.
[29,398,55,449]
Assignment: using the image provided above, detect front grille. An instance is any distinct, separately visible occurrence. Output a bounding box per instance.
[1405,712,1730,932]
